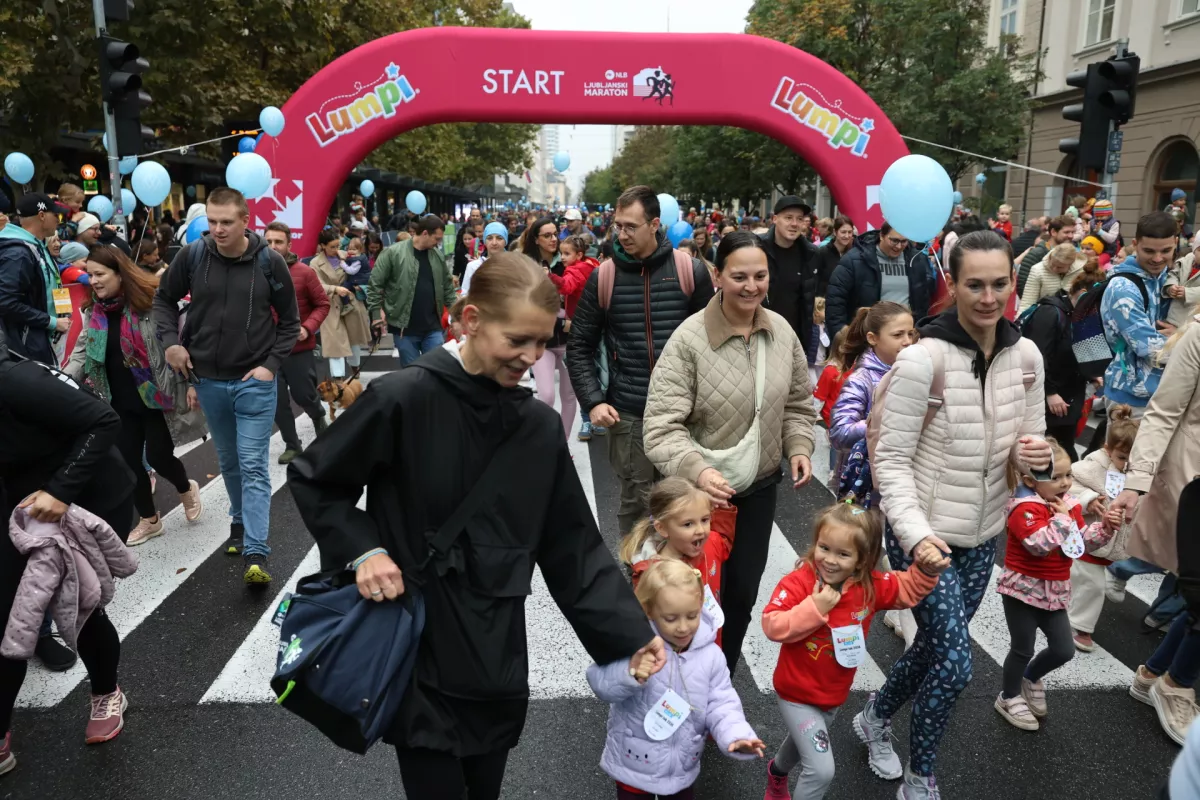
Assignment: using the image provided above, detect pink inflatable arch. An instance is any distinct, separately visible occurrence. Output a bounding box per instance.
[248,27,909,256]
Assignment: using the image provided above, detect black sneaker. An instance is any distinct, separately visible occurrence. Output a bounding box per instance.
[243,553,272,586]
[313,414,328,434]
[34,634,77,671]
[224,522,244,556]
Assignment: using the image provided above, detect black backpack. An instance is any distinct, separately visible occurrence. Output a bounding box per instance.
[182,237,283,293]
[1068,274,1149,380]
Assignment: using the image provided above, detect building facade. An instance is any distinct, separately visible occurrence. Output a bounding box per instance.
[995,0,1200,231]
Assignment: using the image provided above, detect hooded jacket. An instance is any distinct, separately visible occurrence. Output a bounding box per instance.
[566,230,713,416]
[828,349,890,451]
[0,223,60,365]
[825,231,934,340]
[287,346,651,756]
[2,505,137,659]
[873,311,1045,554]
[586,611,757,796]
[1100,255,1171,406]
[152,232,299,380]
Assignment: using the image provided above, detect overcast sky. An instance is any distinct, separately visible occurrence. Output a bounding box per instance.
[507,0,755,194]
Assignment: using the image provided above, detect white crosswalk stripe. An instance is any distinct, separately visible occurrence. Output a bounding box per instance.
[15,369,1164,709]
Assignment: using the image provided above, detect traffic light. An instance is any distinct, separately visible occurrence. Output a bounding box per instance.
[1059,64,1109,173]
[1098,53,1140,125]
[98,36,152,157]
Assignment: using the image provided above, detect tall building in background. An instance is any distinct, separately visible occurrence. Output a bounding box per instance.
[612,125,637,158]
[989,0,1200,230]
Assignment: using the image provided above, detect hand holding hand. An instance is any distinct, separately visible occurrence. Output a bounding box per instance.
[914,535,951,574]
[242,366,274,382]
[589,403,620,428]
[1109,489,1141,525]
[697,467,735,506]
[166,345,193,379]
[356,552,405,601]
[812,581,841,615]
[790,455,812,488]
[728,738,766,757]
[628,637,667,683]
[1104,504,1127,533]
[1018,436,1053,473]
[19,491,68,523]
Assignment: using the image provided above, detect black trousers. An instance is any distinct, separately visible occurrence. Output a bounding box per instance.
[114,406,190,519]
[0,492,132,732]
[395,746,509,800]
[1001,595,1075,699]
[274,350,325,451]
[719,480,779,676]
[1044,420,1078,462]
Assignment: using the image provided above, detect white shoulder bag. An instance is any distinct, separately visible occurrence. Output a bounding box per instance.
[691,332,767,493]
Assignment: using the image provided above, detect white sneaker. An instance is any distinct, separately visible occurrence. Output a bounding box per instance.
[1150,676,1198,746]
[1021,677,1048,718]
[1105,571,1127,604]
[1130,665,1157,706]
[884,610,904,638]
[994,693,1039,730]
[127,516,164,547]
[854,693,903,780]
[897,766,942,799]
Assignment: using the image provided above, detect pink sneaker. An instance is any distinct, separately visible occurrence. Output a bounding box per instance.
[180,479,203,522]
[763,759,789,799]
[85,687,127,744]
[0,731,14,775]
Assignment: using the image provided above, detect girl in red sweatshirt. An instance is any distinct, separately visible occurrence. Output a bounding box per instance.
[760,503,946,800]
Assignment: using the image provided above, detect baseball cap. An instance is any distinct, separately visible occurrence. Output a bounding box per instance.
[75,213,102,235]
[564,208,582,221]
[773,195,812,216]
[16,192,57,219]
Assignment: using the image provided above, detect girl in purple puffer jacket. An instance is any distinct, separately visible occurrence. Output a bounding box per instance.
[587,560,764,799]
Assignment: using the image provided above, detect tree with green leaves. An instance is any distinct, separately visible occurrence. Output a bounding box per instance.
[747,0,1039,183]
[0,0,535,188]
[609,126,677,196]
[580,166,620,208]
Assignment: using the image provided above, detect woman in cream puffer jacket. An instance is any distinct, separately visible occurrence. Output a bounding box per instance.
[643,231,817,675]
[851,230,1053,798]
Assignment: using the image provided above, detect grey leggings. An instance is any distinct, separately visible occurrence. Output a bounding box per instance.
[1001,594,1075,699]
[771,698,838,800]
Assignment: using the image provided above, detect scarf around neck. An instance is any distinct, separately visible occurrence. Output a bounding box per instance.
[83,295,174,411]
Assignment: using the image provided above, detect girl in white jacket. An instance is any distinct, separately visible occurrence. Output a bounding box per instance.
[851,230,1053,800]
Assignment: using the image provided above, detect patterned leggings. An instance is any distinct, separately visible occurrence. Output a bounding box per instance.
[873,526,997,777]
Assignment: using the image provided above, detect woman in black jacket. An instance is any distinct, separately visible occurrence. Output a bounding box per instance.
[0,330,137,768]
[1022,265,1101,458]
[287,253,665,800]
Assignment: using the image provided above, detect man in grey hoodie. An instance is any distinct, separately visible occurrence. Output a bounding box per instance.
[152,187,299,586]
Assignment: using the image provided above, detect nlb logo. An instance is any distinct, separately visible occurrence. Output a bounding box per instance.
[771,77,871,158]
[307,62,417,148]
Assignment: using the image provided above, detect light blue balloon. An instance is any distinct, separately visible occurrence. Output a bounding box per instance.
[87,195,114,224]
[131,161,171,207]
[406,190,427,215]
[185,216,208,243]
[360,180,375,198]
[225,152,272,199]
[553,151,571,172]
[3,152,34,185]
[119,156,138,175]
[120,188,137,214]
[186,185,196,198]
[878,154,953,244]
[668,219,692,247]
[259,106,285,137]
[952,191,963,204]
[975,172,987,185]
[657,193,680,225]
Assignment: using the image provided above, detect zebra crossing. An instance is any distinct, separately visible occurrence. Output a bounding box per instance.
[9,365,1183,799]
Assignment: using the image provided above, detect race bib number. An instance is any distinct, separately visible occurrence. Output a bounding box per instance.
[1061,523,1086,559]
[702,585,725,630]
[52,287,73,315]
[644,688,691,741]
[830,623,866,668]
[1105,469,1126,500]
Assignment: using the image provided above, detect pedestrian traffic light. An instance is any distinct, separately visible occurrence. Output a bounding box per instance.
[98,36,152,157]
[1058,63,1109,174]
[1098,52,1140,126]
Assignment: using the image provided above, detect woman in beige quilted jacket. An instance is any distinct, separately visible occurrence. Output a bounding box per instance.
[643,230,817,676]
[850,230,1052,799]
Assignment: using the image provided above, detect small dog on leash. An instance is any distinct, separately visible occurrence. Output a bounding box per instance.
[317,377,363,421]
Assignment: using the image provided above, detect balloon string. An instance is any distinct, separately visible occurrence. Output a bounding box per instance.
[899,134,1112,190]
[134,130,264,160]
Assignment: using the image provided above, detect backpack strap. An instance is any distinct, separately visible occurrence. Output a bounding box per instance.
[1117,273,1150,312]
[672,249,695,297]
[1017,337,1038,392]
[184,240,283,294]
[922,343,946,431]
[597,259,616,311]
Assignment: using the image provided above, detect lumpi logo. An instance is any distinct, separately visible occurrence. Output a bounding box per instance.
[307,62,418,147]
[771,77,872,157]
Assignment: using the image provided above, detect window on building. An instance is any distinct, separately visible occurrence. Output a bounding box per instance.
[999,0,1020,35]
[1084,0,1115,46]
[1153,140,1198,232]
[1184,0,1200,16]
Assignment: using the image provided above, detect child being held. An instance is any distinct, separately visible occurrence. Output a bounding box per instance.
[761,503,947,799]
[622,478,736,642]
[588,560,764,799]
[994,439,1120,731]
[1067,404,1139,652]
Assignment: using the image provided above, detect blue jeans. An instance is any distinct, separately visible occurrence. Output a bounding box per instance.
[875,527,997,777]
[1147,611,1200,688]
[391,328,444,367]
[1109,558,1184,621]
[193,376,276,557]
